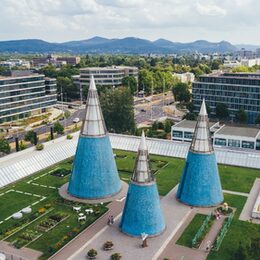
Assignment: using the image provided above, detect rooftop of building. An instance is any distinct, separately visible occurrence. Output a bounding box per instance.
[0,70,44,79]
[198,72,260,80]
[80,66,138,71]
[173,119,219,131]
[215,125,260,138]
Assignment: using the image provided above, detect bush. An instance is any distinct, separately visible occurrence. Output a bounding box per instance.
[19,140,27,150]
[111,253,122,260]
[36,143,44,151]
[38,207,46,214]
[87,249,98,258]
[67,134,73,140]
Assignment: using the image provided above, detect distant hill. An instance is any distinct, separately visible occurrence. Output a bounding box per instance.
[0,36,238,54]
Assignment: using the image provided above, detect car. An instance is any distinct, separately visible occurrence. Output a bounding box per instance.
[59,117,64,121]
[73,117,80,123]
[140,109,146,112]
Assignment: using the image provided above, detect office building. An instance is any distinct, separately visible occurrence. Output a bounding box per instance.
[173,72,195,83]
[172,119,260,151]
[0,71,57,123]
[192,72,260,123]
[76,66,138,88]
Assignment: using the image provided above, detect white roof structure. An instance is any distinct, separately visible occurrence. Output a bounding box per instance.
[132,131,153,183]
[81,75,107,137]
[1,132,260,189]
[190,99,214,153]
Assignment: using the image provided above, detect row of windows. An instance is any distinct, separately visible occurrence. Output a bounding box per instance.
[0,96,57,117]
[193,83,260,93]
[214,138,255,149]
[198,77,260,86]
[0,81,45,93]
[0,76,44,86]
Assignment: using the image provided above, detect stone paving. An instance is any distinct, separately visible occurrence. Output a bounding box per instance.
[69,186,192,260]
[0,241,42,260]
[239,178,260,224]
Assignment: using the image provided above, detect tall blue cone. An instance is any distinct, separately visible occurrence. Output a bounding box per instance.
[68,75,121,199]
[120,131,165,237]
[176,99,223,207]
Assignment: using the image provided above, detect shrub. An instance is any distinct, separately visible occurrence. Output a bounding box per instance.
[111,253,122,260]
[87,249,98,258]
[103,241,114,250]
[38,207,46,214]
[67,134,73,140]
[19,140,27,150]
[36,143,44,151]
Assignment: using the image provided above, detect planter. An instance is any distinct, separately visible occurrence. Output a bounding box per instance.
[104,246,114,251]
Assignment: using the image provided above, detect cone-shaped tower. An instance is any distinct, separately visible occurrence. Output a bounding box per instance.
[120,131,165,236]
[176,99,223,206]
[68,75,121,199]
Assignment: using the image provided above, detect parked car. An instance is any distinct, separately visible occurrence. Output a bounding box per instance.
[140,109,146,112]
[73,117,80,123]
[4,135,13,140]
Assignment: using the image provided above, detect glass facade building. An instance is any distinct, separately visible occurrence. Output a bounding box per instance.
[192,73,260,124]
[0,73,57,123]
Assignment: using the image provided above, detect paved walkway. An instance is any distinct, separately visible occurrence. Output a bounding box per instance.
[239,178,260,224]
[0,241,42,260]
[223,189,249,197]
[68,186,192,260]
[199,217,225,251]
[50,200,125,260]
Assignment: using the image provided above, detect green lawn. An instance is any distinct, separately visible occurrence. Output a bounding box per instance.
[0,191,39,221]
[207,194,260,260]
[177,214,206,248]
[219,164,260,193]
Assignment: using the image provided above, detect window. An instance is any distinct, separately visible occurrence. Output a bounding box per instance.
[214,138,227,146]
[228,139,240,148]
[172,130,183,138]
[242,141,254,149]
[184,131,193,139]
[256,140,260,150]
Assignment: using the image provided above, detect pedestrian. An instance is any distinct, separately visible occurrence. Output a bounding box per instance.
[110,215,114,224]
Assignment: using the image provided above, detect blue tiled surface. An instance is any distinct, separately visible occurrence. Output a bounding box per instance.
[120,182,165,237]
[68,135,121,199]
[177,151,223,207]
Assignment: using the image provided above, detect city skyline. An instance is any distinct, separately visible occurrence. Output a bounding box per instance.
[1,0,260,45]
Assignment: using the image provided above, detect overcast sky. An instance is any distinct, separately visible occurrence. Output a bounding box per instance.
[0,0,259,44]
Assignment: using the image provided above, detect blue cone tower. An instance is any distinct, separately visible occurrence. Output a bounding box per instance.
[120,131,165,237]
[68,75,121,199]
[176,99,223,207]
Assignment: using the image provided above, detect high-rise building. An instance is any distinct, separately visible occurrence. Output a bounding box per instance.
[120,131,165,236]
[192,72,260,124]
[0,71,57,123]
[68,75,121,199]
[177,100,223,207]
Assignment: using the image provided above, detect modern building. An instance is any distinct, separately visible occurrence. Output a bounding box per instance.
[76,66,138,89]
[0,70,57,123]
[176,100,223,207]
[120,131,165,237]
[68,75,121,199]
[0,59,30,69]
[192,72,260,123]
[172,119,260,151]
[32,55,80,67]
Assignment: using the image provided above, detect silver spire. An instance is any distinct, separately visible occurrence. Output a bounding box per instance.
[132,131,154,183]
[190,99,214,153]
[81,75,107,137]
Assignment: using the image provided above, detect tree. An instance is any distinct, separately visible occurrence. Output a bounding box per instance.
[255,114,260,124]
[183,112,196,120]
[235,108,247,123]
[216,103,229,119]
[164,120,173,133]
[122,76,137,94]
[172,82,191,103]
[0,139,11,154]
[138,69,154,94]
[24,130,37,144]
[54,122,64,135]
[100,87,135,133]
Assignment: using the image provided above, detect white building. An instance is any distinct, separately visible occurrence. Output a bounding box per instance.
[171,119,260,151]
[173,72,195,83]
[241,58,260,67]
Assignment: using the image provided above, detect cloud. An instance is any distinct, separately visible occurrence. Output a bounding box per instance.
[196,3,227,16]
[0,0,259,44]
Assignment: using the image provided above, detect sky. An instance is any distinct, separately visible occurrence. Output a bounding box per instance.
[0,0,259,44]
